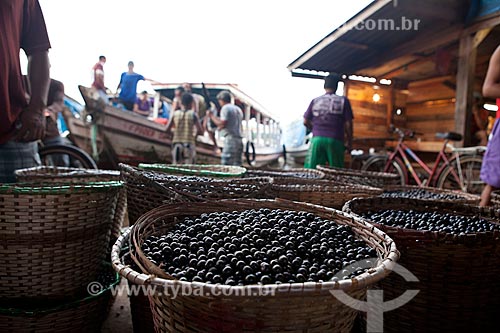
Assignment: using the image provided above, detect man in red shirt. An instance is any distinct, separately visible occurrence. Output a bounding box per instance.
[0,0,51,183]
[92,55,108,103]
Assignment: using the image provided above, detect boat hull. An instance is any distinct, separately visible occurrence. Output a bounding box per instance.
[64,106,281,167]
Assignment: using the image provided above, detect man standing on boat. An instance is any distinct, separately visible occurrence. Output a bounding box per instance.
[303,74,353,169]
[0,0,51,183]
[116,61,145,111]
[207,91,243,166]
[92,55,108,103]
[165,93,203,164]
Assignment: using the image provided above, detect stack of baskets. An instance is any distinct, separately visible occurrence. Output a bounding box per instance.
[317,165,400,188]
[271,178,382,209]
[120,164,273,332]
[15,166,127,245]
[0,179,122,331]
[343,197,500,332]
[113,199,399,333]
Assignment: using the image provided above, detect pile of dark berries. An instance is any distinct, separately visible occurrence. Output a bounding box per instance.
[361,209,500,234]
[141,208,377,285]
[380,188,464,201]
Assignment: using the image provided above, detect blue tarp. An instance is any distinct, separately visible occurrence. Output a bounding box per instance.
[470,0,500,20]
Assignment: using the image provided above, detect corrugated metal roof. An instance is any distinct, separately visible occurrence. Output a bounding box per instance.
[288,0,470,78]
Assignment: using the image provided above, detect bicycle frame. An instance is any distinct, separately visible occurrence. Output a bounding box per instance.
[384,137,463,187]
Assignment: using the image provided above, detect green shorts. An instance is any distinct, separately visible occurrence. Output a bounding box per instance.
[304,136,345,169]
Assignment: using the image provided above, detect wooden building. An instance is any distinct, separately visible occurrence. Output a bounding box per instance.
[288,0,500,152]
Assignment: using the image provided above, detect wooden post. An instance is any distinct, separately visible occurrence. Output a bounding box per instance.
[455,28,491,147]
[245,105,251,141]
[454,33,475,147]
[256,112,261,146]
[386,87,394,129]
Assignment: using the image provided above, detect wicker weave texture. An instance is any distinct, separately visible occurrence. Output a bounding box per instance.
[317,166,400,188]
[245,168,325,180]
[112,199,399,333]
[15,166,126,244]
[0,182,121,299]
[0,265,118,333]
[343,197,500,332]
[138,163,247,178]
[271,179,382,210]
[120,164,273,225]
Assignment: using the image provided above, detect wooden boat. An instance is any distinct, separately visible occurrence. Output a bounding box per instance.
[63,84,283,168]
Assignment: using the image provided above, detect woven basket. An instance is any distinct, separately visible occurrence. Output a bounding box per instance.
[0,264,119,333]
[0,182,122,300]
[343,197,500,332]
[120,164,273,225]
[492,190,500,207]
[121,245,155,333]
[245,167,325,180]
[381,185,481,204]
[15,166,127,245]
[271,179,383,210]
[139,163,247,178]
[112,199,399,333]
[317,165,400,188]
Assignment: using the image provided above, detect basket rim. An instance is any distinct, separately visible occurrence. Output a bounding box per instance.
[0,181,123,194]
[138,163,247,178]
[15,166,120,178]
[343,196,500,241]
[121,164,271,185]
[272,180,382,193]
[112,200,399,296]
[317,165,399,179]
[0,264,120,316]
[246,168,325,179]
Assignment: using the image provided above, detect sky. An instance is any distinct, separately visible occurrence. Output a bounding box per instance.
[36,0,372,125]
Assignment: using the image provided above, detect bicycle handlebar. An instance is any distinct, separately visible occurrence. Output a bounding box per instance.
[388,125,422,139]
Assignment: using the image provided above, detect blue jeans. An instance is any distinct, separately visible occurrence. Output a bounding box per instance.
[0,140,41,183]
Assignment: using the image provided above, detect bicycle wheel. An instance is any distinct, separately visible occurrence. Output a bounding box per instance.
[361,155,407,185]
[39,144,98,169]
[437,156,484,194]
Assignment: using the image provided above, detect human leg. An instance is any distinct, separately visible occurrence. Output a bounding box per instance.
[221,137,243,166]
[304,136,328,169]
[325,138,345,168]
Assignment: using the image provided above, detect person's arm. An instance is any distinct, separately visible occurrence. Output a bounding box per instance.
[208,109,227,129]
[344,120,353,151]
[165,116,175,133]
[194,114,204,136]
[116,73,124,93]
[483,46,500,98]
[344,98,354,151]
[16,50,50,141]
[303,100,313,130]
[303,118,313,130]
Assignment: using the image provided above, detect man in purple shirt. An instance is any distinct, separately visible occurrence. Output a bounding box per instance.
[303,74,353,169]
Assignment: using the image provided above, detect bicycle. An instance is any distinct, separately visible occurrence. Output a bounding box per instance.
[39,143,98,169]
[361,126,485,193]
